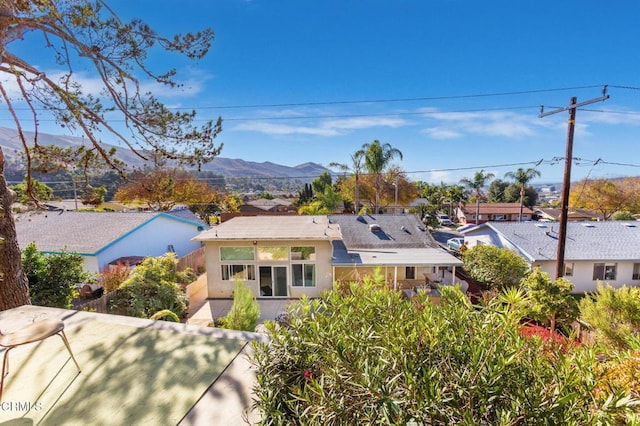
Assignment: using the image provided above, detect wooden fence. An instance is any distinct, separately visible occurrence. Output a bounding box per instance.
[177,246,206,273]
[74,289,119,313]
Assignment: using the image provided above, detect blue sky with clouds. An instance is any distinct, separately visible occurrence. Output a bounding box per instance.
[5,0,640,184]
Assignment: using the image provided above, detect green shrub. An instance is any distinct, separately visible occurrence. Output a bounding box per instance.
[462,245,529,291]
[220,280,260,332]
[252,278,635,424]
[108,254,188,319]
[150,309,180,322]
[580,283,640,349]
[22,242,91,308]
[522,269,579,336]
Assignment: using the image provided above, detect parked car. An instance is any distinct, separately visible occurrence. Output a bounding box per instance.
[437,214,453,226]
[446,237,465,251]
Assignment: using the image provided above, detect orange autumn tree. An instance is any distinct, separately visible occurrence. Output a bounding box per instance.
[115,169,219,212]
[569,177,640,220]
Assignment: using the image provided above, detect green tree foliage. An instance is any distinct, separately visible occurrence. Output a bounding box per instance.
[504,168,541,221]
[109,254,192,319]
[9,179,54,205]
[21,242,91,308]
[462,245,529,291]
[220,280,260,332]
[355,140,403,213]
[460,170,494,224]
[295,183,314,207]
[522,269,579,336]
[612,210,635,221]
[311,171,333,195]
[580,283,640,349]
[252,278,635,424]
[487,179,509,203]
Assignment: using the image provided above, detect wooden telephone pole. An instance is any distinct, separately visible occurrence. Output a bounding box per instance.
[539,87,609,279]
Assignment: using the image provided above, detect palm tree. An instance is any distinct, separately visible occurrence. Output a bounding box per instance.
[460,170,495,225]
[355,140,403,213]
[505,168,541,222]
[329,153,363,214]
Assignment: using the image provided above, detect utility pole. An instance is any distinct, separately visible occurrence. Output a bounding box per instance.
[539,87,609,279]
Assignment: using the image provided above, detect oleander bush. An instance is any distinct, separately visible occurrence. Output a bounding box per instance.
[252,276,637,425]
[580,283,640,350]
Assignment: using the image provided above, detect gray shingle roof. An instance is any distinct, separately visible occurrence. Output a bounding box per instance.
[14,211,200,254]
[473,221,640,261]
[194,215,340,241]
[328,214,438,249]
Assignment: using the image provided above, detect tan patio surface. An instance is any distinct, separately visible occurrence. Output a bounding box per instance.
[0,306,265,425]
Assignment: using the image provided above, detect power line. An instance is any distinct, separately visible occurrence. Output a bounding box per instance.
[1,84,605,112]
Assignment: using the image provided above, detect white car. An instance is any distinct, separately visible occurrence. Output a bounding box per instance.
[437,214,453,226]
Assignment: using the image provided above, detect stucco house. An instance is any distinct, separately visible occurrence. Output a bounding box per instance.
[194,214,462,298]
[460,221,640,293]
[15,210,207,274]
[455,202,534,224]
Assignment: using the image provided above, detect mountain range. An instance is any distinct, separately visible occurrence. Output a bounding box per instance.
[0,127,330,179]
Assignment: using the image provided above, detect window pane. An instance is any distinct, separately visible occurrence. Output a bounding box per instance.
[221,265,230,280]
[406,267,416,280]
[292,264,303,286]
[604,265,617,281]
[304,264,315,287]
[633,263,640,280]
[247,265,255,280]
[220,247,254,261]
[258,246,288,261]
[593,263,604,280]
[291,246,316,261]
[564,263,573,277]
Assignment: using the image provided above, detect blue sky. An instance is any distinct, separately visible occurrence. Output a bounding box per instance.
[6,1,640,184]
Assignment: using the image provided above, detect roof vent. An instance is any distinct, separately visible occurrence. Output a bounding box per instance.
[535,223,548,228]
[369,224,382,233]
[624,223,637,228]
[582,223,596,228]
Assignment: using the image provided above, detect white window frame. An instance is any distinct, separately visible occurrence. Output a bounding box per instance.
[290,246,316,287]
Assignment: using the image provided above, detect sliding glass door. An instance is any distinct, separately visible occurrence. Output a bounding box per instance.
[259,266,288,297]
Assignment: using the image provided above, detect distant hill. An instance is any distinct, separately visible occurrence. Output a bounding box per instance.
[0,127,330,179]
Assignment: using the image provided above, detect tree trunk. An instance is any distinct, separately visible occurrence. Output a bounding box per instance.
[354,174,360,214]
[0,147,30,310]
[519,186,525,222]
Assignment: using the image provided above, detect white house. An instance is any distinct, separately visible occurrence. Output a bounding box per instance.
[15,210,207,273]
[460,221,640,293]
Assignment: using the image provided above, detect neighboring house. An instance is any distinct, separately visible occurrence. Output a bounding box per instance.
[460,221,640,293]
[15,211,207,274]
[533,207,601,222]
[240,198,295,213]
[194,214,462,299]
[455,203,534,224]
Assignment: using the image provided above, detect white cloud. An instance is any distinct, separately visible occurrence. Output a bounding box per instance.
[419,109,542,139]
[422,127,463,139]
[233,122,341,136]
[233,115,409,136]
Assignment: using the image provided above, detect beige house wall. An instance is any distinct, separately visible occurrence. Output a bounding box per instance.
[204,239,334,298]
